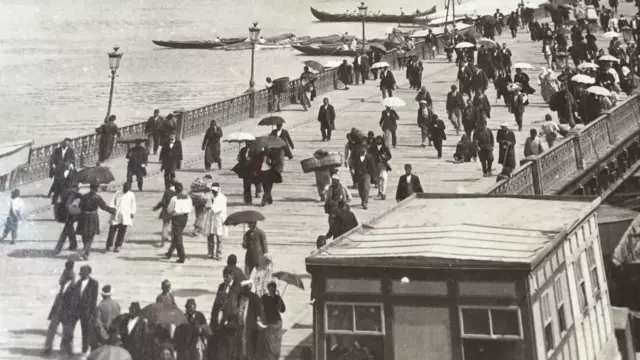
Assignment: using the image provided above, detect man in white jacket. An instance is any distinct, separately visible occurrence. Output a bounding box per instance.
[204,182,227,260]
[106,182,136,252]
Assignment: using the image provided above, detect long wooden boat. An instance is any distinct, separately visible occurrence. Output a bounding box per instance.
[310,5,436,23]
[0,140,33,178]
[291,44,366,56]
[152,37,247,49]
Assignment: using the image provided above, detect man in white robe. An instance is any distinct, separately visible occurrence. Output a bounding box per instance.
[204,183,227,260]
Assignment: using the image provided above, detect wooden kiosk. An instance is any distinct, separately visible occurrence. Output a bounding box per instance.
[306,194,621,360]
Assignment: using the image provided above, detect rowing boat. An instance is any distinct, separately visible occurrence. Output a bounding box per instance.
[292,44,386,56]
[310,5,436,23]
[152,37,247,49]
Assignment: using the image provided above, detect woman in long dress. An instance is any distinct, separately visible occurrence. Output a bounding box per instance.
[97,115,120,164]
[539,67,559,103]
[201,120,223,171]
[75,183,115,260]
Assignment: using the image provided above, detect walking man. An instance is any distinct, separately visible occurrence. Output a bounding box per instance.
[125,139,148,191]
[94,285,121,347]
[269,123,294,159]
[426,29,437,59]
[396,164,424,202]
[204,182,227,260]
[369,136,392,200]
[167,182,192,263]
[473,122,495,177]
[48,138,76,205]
[106,182,136,253]
[352,147,376,210]
[69,265,99,356]
[317,98,336,141]
[202,120,223,171]
[379,66,396,98]
[243,221,269,276]
[380,106,400,148]
[429,115,447,159]
[353,52,367,85]
[43,261,76,355]
[159,131,183,190]
[497,123,517,174]
[446,85,465,134]
[145,109,163,155]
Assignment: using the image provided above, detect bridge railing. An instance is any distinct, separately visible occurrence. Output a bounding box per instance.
[489,95,640,196]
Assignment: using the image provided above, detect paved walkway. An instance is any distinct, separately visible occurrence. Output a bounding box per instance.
[0,8,625,359]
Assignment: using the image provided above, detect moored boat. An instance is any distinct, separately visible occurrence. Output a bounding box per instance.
[152,37,247,49]
[310,6,436,23]
[291,44,386,56]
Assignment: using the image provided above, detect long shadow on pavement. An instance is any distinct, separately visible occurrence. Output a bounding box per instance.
[9,329,48,337]
[6,249,74,260]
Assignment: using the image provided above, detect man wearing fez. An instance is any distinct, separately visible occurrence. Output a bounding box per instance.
[94,285,121,347]
[48,137,76,205]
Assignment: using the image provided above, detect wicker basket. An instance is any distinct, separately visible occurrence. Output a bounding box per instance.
[300,153,343,173]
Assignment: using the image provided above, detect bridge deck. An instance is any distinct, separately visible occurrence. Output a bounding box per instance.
[0,13,619,359]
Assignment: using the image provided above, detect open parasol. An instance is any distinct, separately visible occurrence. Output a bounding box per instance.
[513,62,534,70]
[259,116,285,126]
[371,61,390,69]
[272,271,305,290]
[571,74,596,84]
[303,60,324,73]
[224,210,265,225]
[224,132,255,144]
[250,136,287,153]
[382,97,406,108]
[368,43,387,53]
[577,62,599,70]
[507,83,523,92]
[598,54,618,62]
[454,42,475,49]
[117,134,147,144]
[477,38,498,48]
[586,86,611,96]
[603,31,621,39]
[77,166,115,185]
[87,345,132,360]
[140,303,187,326]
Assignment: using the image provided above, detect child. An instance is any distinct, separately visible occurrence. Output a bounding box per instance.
[1,189,24,244]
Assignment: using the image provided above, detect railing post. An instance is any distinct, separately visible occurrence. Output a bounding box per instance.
[174,110,185,140]
[572,135,584,170]
[249,92,256,118]
[601,110,616,144]
[522,156,543,194]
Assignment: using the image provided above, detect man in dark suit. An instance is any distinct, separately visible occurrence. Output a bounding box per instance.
[159,131,183,190]
[430,114,447,158]
[175,299,208,360]
[353,52,368,85]
[369,136,392,200]
[70,265,99,355]
[352,147,376,210]
[425,29,437,59]
[210,268,236,360]
[43,261,76,355]
[396,164,424,202]
[243,222,268,276]
[446,85,466,133]
[471,66,489,93]
[48,138,76,205]
[317,97,336,141]
[269,123,294,159]
[145,109,163,155]
[117,302,147,360]
[379,106,400,148]
[472,89,492,129]
[379,66,396,98]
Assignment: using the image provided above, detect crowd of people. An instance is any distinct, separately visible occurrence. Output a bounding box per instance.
[42,254,289,360]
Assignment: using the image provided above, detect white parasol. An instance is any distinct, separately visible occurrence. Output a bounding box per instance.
[455,42,475,49]
[598,55,619,62]
[586,86,611,96]
[507,83,523,92]
[571,74,596,84]
[478,38,498,48]
[513,62,535,70]
[371,61,391,69]
[225,132,256,143]
[382,97,406,108]
[577,62,599,70]
[602,31,622,39]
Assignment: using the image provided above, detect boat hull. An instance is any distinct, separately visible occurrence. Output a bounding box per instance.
[0,140,33,177]
[310,6,436,23]
[152,37,247,49]
[291,44,360,56]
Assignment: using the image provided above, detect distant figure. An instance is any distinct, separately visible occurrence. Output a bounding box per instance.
[259,36,267,44]
[97,115,120,164]
[94,285,121,347]
[269,123,294,159]
[317,97,336,141]
[1,189,24,244]
[400,6,405,15]
[156,280,177,305]
[524,128,545,157]
[106,182,136,253]
[159,132,183,190]
[243,221,269,276]
[214,36,222,43]
[69,265,99,355]
[379,66,396,98]
[203,183,227,261]
[48,138,76,205]
[396,164,423,202]
[126,139,148,191]
[145,109,163,155]
[167,182,192,264]
[497,123,517,172]
[43,260,76,355]
[76,183,116,260]
[202,120,223,171]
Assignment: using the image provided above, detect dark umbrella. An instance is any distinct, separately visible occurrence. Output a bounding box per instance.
[259,116,285,126]
[368,43,387,53]
[117,134,147,144]
[272,271,305,290]
[76,166,115,185]
[479,15,497,25]
[139,303,187,327]
[557,27,571,35]
[224,210,265,226]
[87,345,132,360]
[250,136,287,152]
[303,60,324,73]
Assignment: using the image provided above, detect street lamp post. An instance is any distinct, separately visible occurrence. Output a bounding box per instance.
[247,22,261,93]
[105,46,123,122]
[358,2,368,52]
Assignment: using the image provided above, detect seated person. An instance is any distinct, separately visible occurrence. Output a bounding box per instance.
[453,135,477,163]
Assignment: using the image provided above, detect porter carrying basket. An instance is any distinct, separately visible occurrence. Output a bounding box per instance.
[300,152,343,173]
